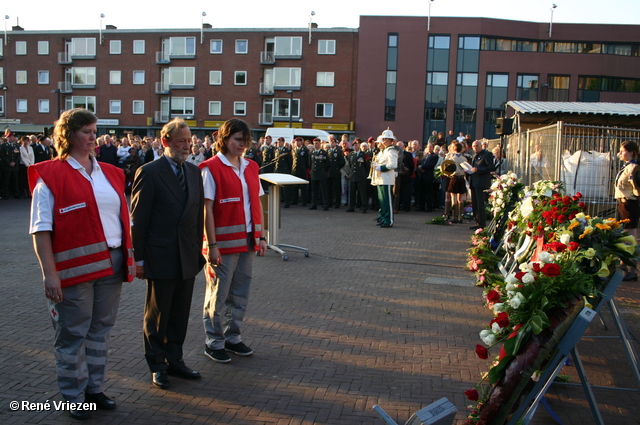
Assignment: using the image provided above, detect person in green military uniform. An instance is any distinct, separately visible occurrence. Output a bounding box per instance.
[260,135,276,174]
[274,137,294,207]
[291,137,310,206]
[309,138,330,211]
[346,140,371,213]
[243,139,262,167]
[326,136,345,209]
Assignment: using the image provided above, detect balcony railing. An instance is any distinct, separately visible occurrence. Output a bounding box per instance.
[258,113,273,125]
[155,82,170,94]
[154,110,170,124]
[259,83,274,95]
[155,51,170,64]
[260,51,275,64]
[58,52,72,64]
[58,81,72,93]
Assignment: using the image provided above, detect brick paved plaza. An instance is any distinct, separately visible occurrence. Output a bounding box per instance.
[1,198,639,425]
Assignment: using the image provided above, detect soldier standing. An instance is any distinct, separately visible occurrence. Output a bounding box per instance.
[274,137,293,207]
[291,137,310,206]
[327,136,345,208]
[309,138,330,211]
[346,140,371,213]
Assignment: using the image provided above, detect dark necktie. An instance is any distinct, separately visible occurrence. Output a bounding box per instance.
[176,163,186,192]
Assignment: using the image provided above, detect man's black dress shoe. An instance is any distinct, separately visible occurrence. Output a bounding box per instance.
[167,360,201,380]
[152,370,170,389]
[85,392,116,410]
[69,408,90,420]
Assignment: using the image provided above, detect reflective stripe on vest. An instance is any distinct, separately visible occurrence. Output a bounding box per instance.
[53,241,108,263]
[216,224,246,235]
[57,258,113,281]
[218,238,249,250]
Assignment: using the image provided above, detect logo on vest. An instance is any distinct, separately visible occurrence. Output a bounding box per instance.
[219,197,241,204]
[59,202,87,214]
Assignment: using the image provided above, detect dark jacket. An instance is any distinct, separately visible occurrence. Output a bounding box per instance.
[469,149,495,189]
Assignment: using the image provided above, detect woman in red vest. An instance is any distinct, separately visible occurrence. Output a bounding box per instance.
[200,118,267,364]
[28,108,133,420]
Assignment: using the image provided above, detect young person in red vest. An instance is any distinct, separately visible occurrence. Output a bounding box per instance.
[29,108,134,420]
[200,118,267,363]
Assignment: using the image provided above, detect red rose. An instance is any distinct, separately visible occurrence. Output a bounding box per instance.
[536,226,544,234]
[579,202,586,209]
[557,214,567,224]
[546,217,554,226]
[475,344,488,359]
[532,262,541,273]
[549,199,558,206]
[568,241,580,251]
[569,213,576,220]
[553,193,561,199]
[541,263,561,277]
[527,222,533,228]
[486,290,500,302]
[515,271,526,281]
[465,389,479,401]
[575,192,582,198]
[494,312,510,327]
[562,196,572,205]
[562,207,568,212]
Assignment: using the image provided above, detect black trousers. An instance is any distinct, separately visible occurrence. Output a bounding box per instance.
[326,176,341,206]
[471,187,489,228]
[143,277,195,371]
[311,179,329,208]
[349,180,369,210]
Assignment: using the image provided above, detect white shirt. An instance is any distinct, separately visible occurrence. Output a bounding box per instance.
[20,145,35,167]
[202,152,264,233]
[29,156,123,248]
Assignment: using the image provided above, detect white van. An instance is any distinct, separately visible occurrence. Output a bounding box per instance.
[265,128,331,144]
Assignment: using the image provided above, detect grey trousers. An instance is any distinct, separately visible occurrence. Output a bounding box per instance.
[203,238,254,350]
[52,249,123,402]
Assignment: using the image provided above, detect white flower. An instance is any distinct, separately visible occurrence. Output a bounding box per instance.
[505,281,518,291]
[493,303,505,313]
[576,212,586,220]
[522,273,535,284]
[509,297,522,309]
[559,233,571,245]
[521,197,534,218]
[507,290,517,298]
[538,251,554,264]
[491,322,503,334]
[505,274,519,285]
[480,330,497,346]
[519,263,531,272]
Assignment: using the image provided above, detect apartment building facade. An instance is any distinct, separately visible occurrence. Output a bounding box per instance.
[0,26,358,138]
[356,16,640,143]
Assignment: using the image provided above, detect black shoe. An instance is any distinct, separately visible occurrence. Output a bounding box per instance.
[85,392,116,410]
[623,273,638,282]
[152,370,170,389]
[309,205,317,210]
[69,408,90,420]
[379,223,393,228]
[225,341,253,356]
[167,360,201,379]
[374,217,382,222]
[346,208,355,212]
[204,345,231,363]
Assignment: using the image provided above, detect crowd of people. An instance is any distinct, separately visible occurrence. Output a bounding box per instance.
[17,109,513,419]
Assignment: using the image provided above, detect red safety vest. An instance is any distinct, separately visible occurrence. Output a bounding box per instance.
[28,159,134,287]
[200,155,263,255]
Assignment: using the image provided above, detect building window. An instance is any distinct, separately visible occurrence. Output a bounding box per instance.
[16,70,27,84]
[162,67,196,87]
[110,70,122,85]
[16,41,27,55]
[170,97,195,116]
[38,99,50,113]
[71,38,96,56]
[274,67,301,88]
[0,67,3,85]
[133,40,145,54]
[210,39,223,54]
[425,35,451,137]
[547,75,570,101]
[38,41,49,55]
[133,70,145,85]
[209,71,222,85]
[385,33,398,121]
[132,100,144,114]
[66,96,96,112]
[316,72,335,87]
[273,98,300,119]
[163,37,195,57]
[274,37,302,57]
[209,101,222,115]
[110,40,121,54]
[234,71,247,85]
[318,40,336,55]
[72,67,96,86]
[315,103,333,118]
[234,101,247,116]
[0,95,4,115]
[484,74,509,138]
[235,39,248,54]
[38,70,49,85]
[110,100,122,114]
[17,99,28,113]
[516,74,539,101]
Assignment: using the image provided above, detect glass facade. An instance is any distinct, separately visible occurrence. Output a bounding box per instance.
[424,35,450,139]
[484,74,508,139]
[385,33,398,121]
[455,36,479,137]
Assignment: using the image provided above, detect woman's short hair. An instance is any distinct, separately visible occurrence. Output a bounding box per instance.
[453,142,463,153]
[621,140,639,158]
[161,118,188,142]
[53,108,98,160]
[215,119,251,154]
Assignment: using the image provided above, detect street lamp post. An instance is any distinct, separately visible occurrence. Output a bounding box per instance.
[4,15,9,46]
[201,12,207,44]
[2,86,8,118]
[549,4,557,38]
[427,0,435,31]
[287,90,293,128]
[308,11,315,45]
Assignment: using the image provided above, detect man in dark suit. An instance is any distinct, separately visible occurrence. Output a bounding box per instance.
[291,137,310,205]
[130,118,205,390]
[31,135,53,163]
[468,140,495,230]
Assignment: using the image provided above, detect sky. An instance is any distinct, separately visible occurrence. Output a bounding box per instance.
[3,0,639,31]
